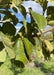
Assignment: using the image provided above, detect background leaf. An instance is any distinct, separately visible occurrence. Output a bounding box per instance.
[43,40,53,52]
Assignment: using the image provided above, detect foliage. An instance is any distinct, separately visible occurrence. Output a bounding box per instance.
[34,59,54,74]
[0,0,54,74]
[19,67,45,75]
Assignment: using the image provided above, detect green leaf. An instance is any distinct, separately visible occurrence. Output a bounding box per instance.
[12,6,18,13]
[0,42,4,51]
[0,5,10,9]
[0,32,15,59]
[18,5,26,17]
[12,0,23,6]
[0,0,12,5]
[47,6,54,24]
[34,37,44,60]
[35,38,41,49]
[2,22,16,36]
[0,57,13,75]
[3,56,12,68]
[31,10,47,31]
[13,38,27,64]
[0,48,6,62]
[12,0,20,5]
[0,10,18,25]
[0,66,13,75]
[23,37,33,60]
[47,6,54,15]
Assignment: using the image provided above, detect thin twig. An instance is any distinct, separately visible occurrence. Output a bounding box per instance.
[0,20,11,23]
[36,26,54,36]
[0,21,6,23]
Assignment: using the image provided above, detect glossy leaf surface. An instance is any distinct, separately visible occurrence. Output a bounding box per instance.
[0,32,15,59]
[13,38,27,64]
[31,10,47,31]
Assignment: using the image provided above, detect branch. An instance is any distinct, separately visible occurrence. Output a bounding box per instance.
[36,26,54,36]
[0,20,6,23]
[0,20,11,23]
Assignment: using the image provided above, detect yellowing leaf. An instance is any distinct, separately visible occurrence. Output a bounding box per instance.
[48,20,54,26]
[44,40,53,52]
